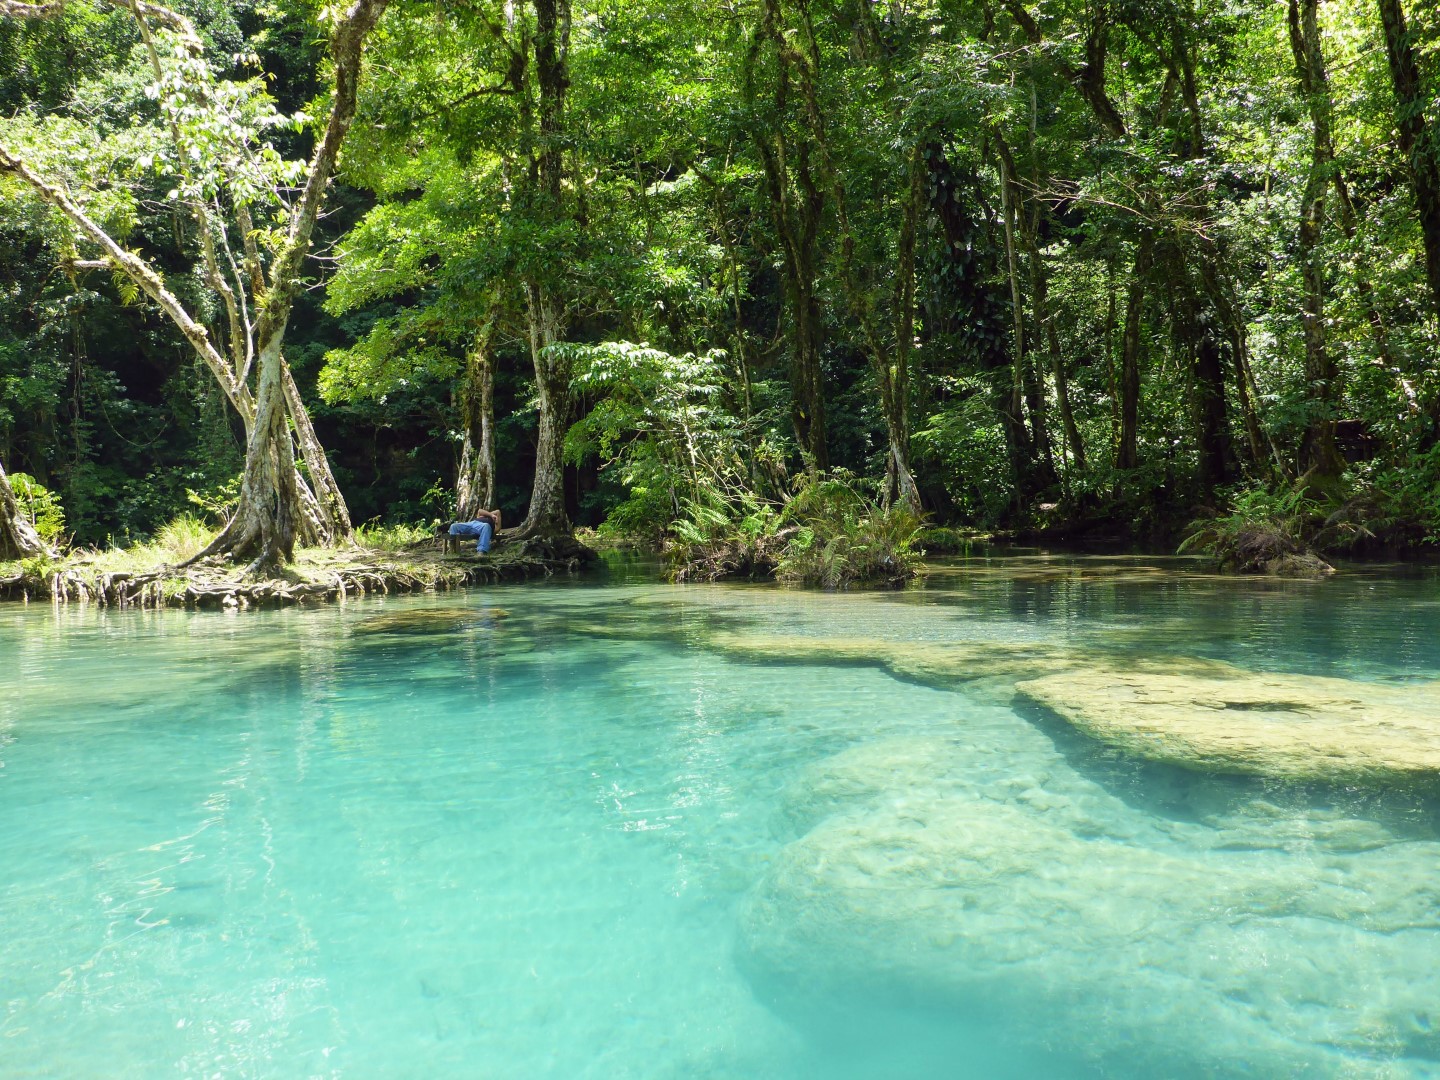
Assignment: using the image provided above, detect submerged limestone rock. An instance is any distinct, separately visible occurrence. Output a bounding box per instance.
[741,740,1440,1077]
[352,607,509,636]
[705,631,1236,693]
[707,632,1073,687]
[1016,670,1440,783]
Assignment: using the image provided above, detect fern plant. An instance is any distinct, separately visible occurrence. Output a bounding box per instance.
[8,473,66,545]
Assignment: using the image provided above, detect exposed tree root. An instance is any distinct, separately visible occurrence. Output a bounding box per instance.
[0,539,577,610]
[494,531,599,570]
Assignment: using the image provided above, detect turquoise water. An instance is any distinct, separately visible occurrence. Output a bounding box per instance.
[3,553,1440,1078]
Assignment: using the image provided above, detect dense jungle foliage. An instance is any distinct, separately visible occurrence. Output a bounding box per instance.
[1,0,1438,579]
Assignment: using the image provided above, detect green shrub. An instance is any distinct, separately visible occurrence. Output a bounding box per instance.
[666,489,788,581]
[914,526,979,555]
[597,485,674,544]
[1322,448,1440,551]
[186,475,242,525]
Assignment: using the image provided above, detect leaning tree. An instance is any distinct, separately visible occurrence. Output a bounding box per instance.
[0,0,389,571]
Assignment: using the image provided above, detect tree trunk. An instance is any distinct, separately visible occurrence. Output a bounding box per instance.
[1190,303,1232,491]
[1117,240,1153,471]
[0,457,50,560]
[882,145,924,516]
[1199,260,1283,478]
[996,137,1056,492]
[1104,279,1120,451]
[205,336,300,570]
[1030,230,1086,474]
[1332,170,1397,367]
[788,230,829,472]
[282,362,353,542]
[508,0,574,541]
[757,136,827,472]
[1019,85,1085,476]
[747,0,828,473]
[1378,0,1440,319]
[1289,0,1346,483]
[516,284,571,538]
[457,333,497,520]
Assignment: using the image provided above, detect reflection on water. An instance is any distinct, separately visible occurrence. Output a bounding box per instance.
[2,552,1440,1078]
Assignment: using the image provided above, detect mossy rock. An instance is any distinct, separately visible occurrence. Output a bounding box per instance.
[1260,552,1336,578]
[1016,669,1440,783]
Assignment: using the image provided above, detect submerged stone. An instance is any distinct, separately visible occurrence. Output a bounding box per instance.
[352,607,508,636]
[705,631,1236,693]
[1016,669,1440,783]
[741,740,1440,1077]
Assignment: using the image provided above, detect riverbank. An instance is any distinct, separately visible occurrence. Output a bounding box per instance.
[0,537,595,610]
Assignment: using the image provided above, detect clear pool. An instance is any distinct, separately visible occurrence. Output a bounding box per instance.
[3,553,1439,1078]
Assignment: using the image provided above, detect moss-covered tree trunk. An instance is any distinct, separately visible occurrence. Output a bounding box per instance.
[1192,312,1232,492]
[510,0,574,541]
[282,364,353,543]
[515,284,571,538]
[1117,240,1152,472]
[880,146,923,516]
[747,0,829,473]
[0,458,50,560]
[209,336,301,567]
[457,332,497,521]
[1030,242,1086,476]
[996,134,1058,493]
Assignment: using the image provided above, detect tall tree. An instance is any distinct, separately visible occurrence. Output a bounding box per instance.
[1000,0,1153,474]
[193,0,386,568]
[1288,0,1346,483]
[743,0,829,472]
[510,0,575,539]
[792,0,926,510]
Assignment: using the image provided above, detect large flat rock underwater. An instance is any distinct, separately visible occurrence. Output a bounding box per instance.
[738,737,1440,1078]
[682,623,1440,787]
[1016,669,1440,783]
[694,629,1238,691]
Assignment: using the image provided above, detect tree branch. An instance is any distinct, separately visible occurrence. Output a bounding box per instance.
[0,141,254,416]
[256,0,390,347]
[999,0,1127,138]
[0,0,65,18]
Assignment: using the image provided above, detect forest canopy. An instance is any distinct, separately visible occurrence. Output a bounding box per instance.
[2,0,1438,572]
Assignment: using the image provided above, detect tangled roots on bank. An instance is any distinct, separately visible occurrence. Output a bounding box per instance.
[0,541,583,610]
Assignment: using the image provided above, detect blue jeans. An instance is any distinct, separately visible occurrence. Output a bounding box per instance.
[448,520,494,553]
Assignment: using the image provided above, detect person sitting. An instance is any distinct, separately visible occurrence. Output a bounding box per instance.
[441,508,502,553]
